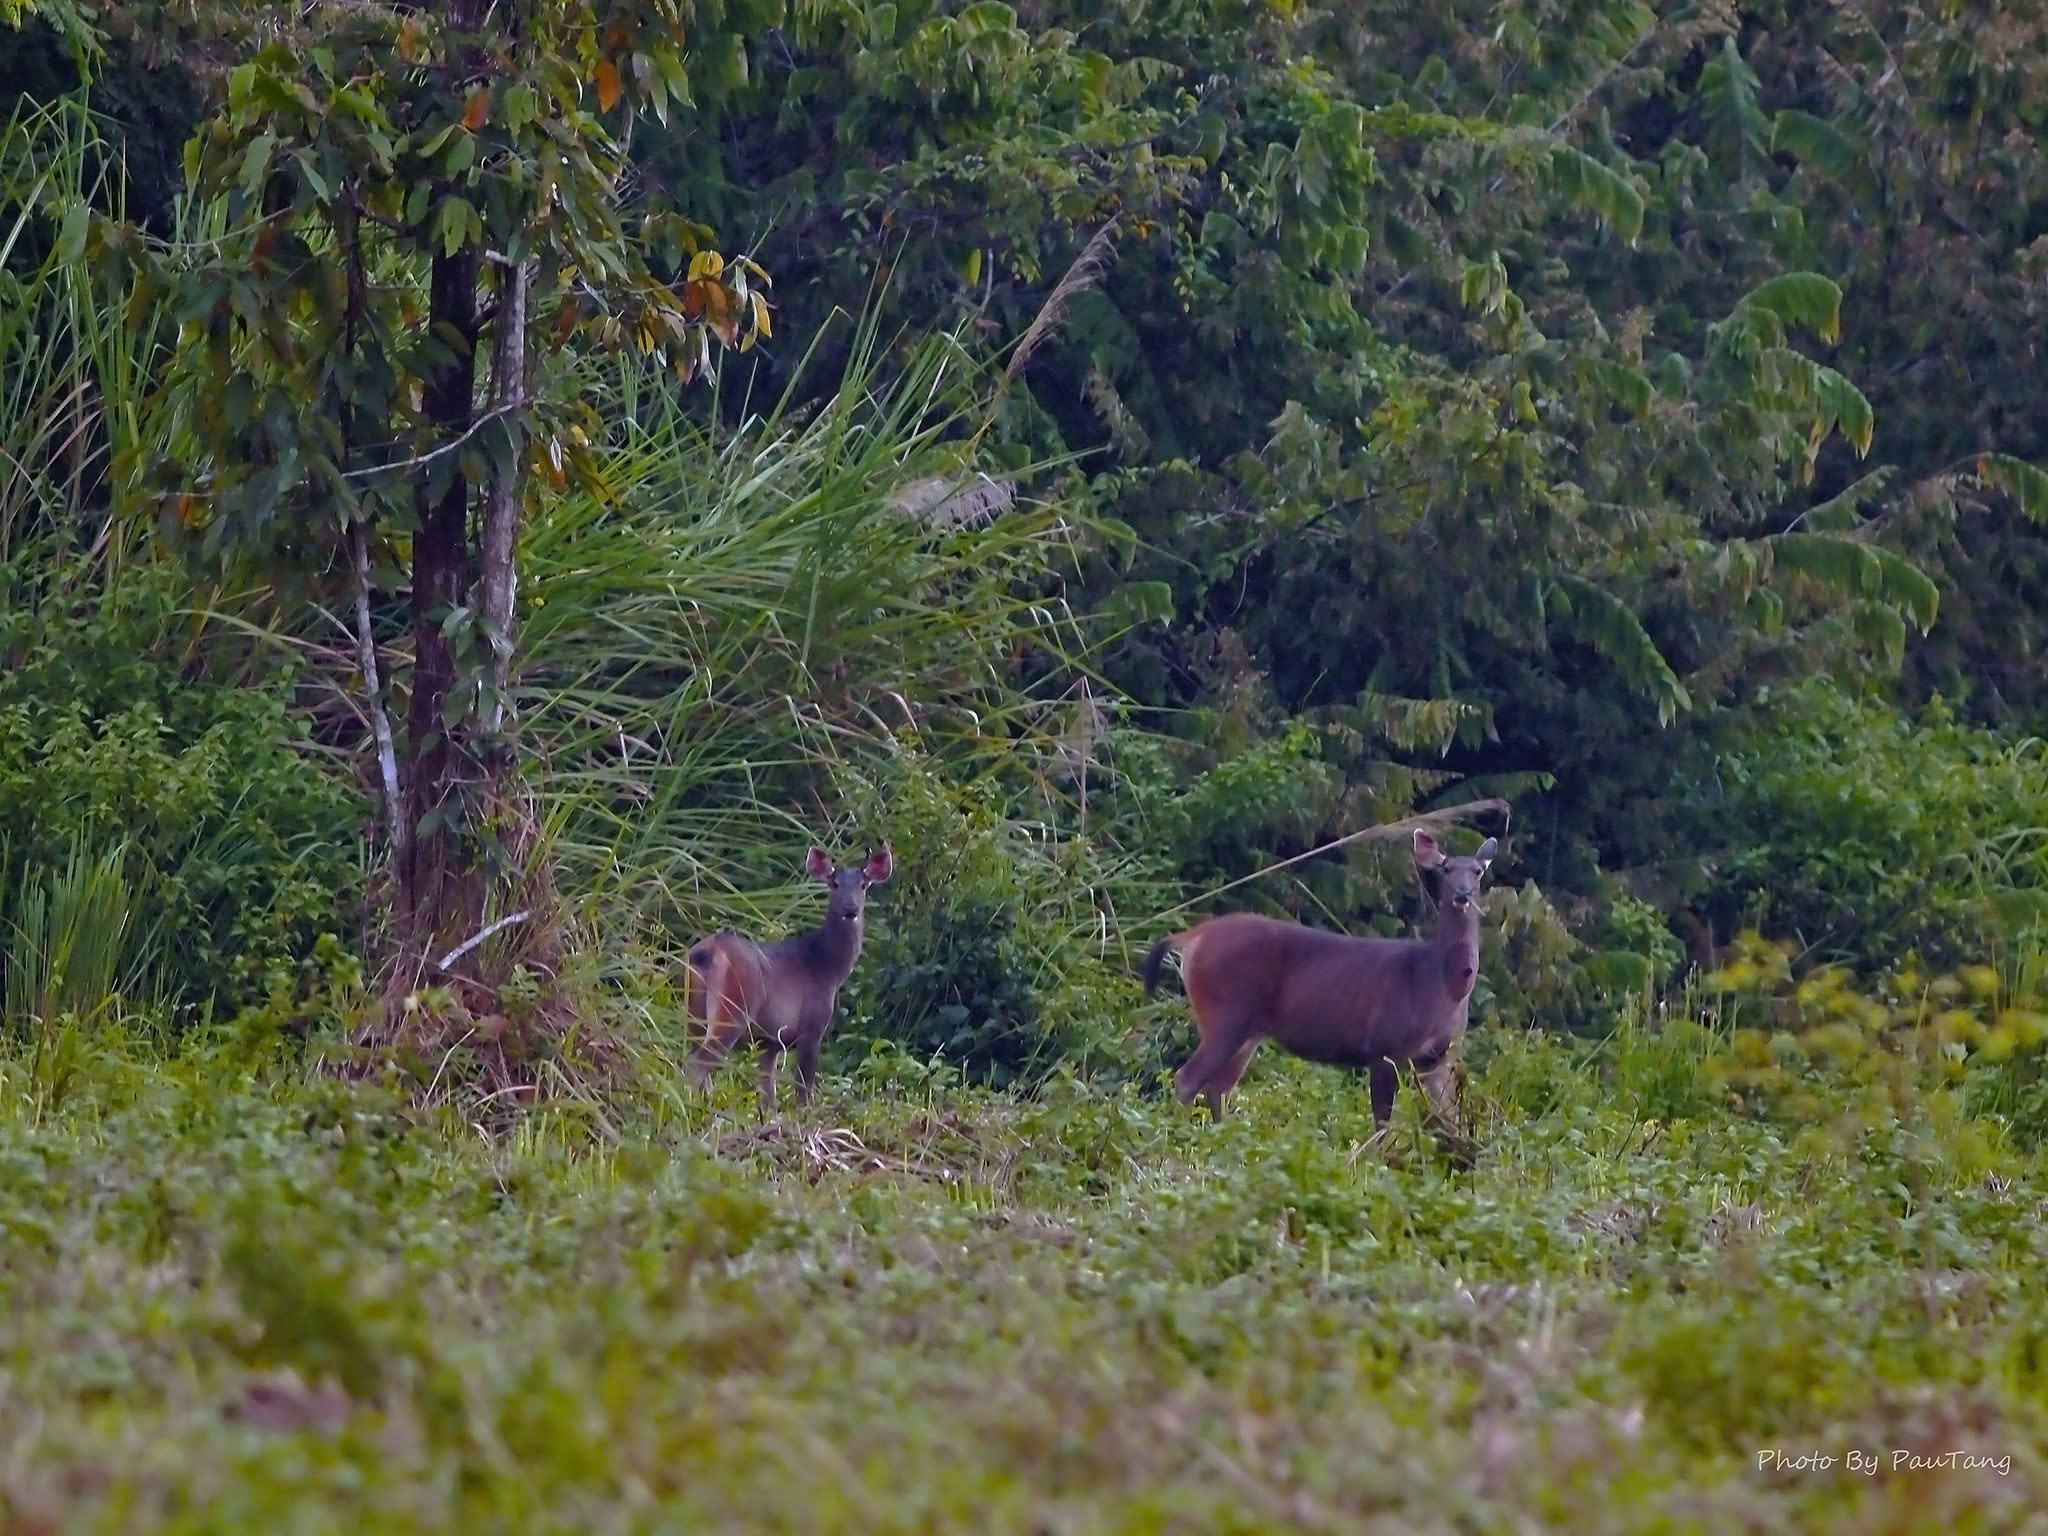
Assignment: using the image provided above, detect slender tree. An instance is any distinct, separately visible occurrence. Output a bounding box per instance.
[104,0,775,978]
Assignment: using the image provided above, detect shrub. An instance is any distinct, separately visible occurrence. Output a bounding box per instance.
[1701,929,2046,1162]
[833,751,1154,1088]
[1683,680,2048,970]
[0,550,364,1026]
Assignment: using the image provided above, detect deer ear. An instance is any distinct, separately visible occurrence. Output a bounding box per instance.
[1412,828,1443,867]
[863,846,894,885]
[1475,837,1498,869]
[804,845,833,880]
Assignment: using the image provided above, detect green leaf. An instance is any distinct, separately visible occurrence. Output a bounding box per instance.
[1096,580,1175,629]
[1738,273,1843,344]
[239,132,275,197]
[293,149,330,202]
[1794,467,1899,532]
[1850,599,1908,664]
[1459,252,1507,314]
[1577,357,1652,417]
[1653,352,1691,398]
[1771,109,1864,182]
[1547,147,1645,244]
[1974,453,2048,524]
[55,200,87,265]
[504,83,541,131]
[1697,36,1770,179]
[1814,366,1874,456]
[1583,949,1655,994]
[1549,575,1691,725]
[1765,532,1940,634]
[438,198,467,258]
[961,1,1017,32]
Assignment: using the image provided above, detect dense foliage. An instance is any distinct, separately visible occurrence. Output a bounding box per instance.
[0,549,362,1024]
[6,0,2048,1521]
[11,0,2048,990]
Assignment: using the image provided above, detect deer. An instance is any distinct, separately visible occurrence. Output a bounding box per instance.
[1141,827,1498,1131]
[684,844,893,1110]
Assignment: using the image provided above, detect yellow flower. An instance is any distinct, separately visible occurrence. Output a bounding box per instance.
[1961,965,2003,1000]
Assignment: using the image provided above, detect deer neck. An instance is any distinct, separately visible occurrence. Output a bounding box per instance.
[1432,906,1481,1002]
[807,912,864,983]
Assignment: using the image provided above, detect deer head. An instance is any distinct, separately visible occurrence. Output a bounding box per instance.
[1412,828,1498,916]
[806,844,895,926]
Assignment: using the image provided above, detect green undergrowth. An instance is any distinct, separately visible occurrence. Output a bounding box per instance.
[0,1015,2043,1533]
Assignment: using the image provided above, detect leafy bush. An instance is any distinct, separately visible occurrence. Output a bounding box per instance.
[1702,929,2047,1157]
[0,551,364,1024]
[833,751,1156,1088]
[1684,680,2048,969]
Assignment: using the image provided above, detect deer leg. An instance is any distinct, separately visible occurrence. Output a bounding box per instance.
[1368,1058,1399,1127]
[687,1020,745,1089]
[1174,1020,1251,1118]
[792,1027,824,1107]
[686,947,747,1089]
[758,1044,783,1114]
[1416,1045,1459,1129]
[1198,1038,1260,1121]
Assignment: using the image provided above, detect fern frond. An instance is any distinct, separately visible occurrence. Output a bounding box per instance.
[1792,466,1899,531]
[1547,147,1645,244]
[1973,453,2048,525]
[1549,575,1691,725]
[1737,273,1844,344]
[1351,690,1489,755]
[1698,37,1771,179]
[1574,356,1653,417]
[1771,108,1864,182]
[1763,531,1939,633]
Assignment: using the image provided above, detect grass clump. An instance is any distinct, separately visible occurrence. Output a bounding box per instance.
[0,1013,2043,1532]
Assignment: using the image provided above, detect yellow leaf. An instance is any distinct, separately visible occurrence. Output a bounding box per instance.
[595,58,622,113]
[686,249,725,282]
[751,291,772,339]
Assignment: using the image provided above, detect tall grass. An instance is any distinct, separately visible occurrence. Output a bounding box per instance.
[0,835,163,1030]
[0,93,163,572]
[518,312,1149,951]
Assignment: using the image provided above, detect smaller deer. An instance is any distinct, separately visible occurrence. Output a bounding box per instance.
[685,844,893,1109]
[1142,827,1498,1129]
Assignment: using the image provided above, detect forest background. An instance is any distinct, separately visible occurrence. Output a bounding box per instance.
[5,0,2048,1528]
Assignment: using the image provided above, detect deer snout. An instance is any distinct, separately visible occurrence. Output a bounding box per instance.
[1448,890,1473,910]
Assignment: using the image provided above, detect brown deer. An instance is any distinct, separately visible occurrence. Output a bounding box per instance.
[685,844,893,1109]
[1141,828,1498,1128]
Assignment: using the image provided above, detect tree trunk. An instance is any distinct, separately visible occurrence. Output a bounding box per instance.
[398,241,481,950]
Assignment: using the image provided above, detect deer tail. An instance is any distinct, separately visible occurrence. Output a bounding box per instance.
[684,937,725,1022]
[1140,932,1183,998]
